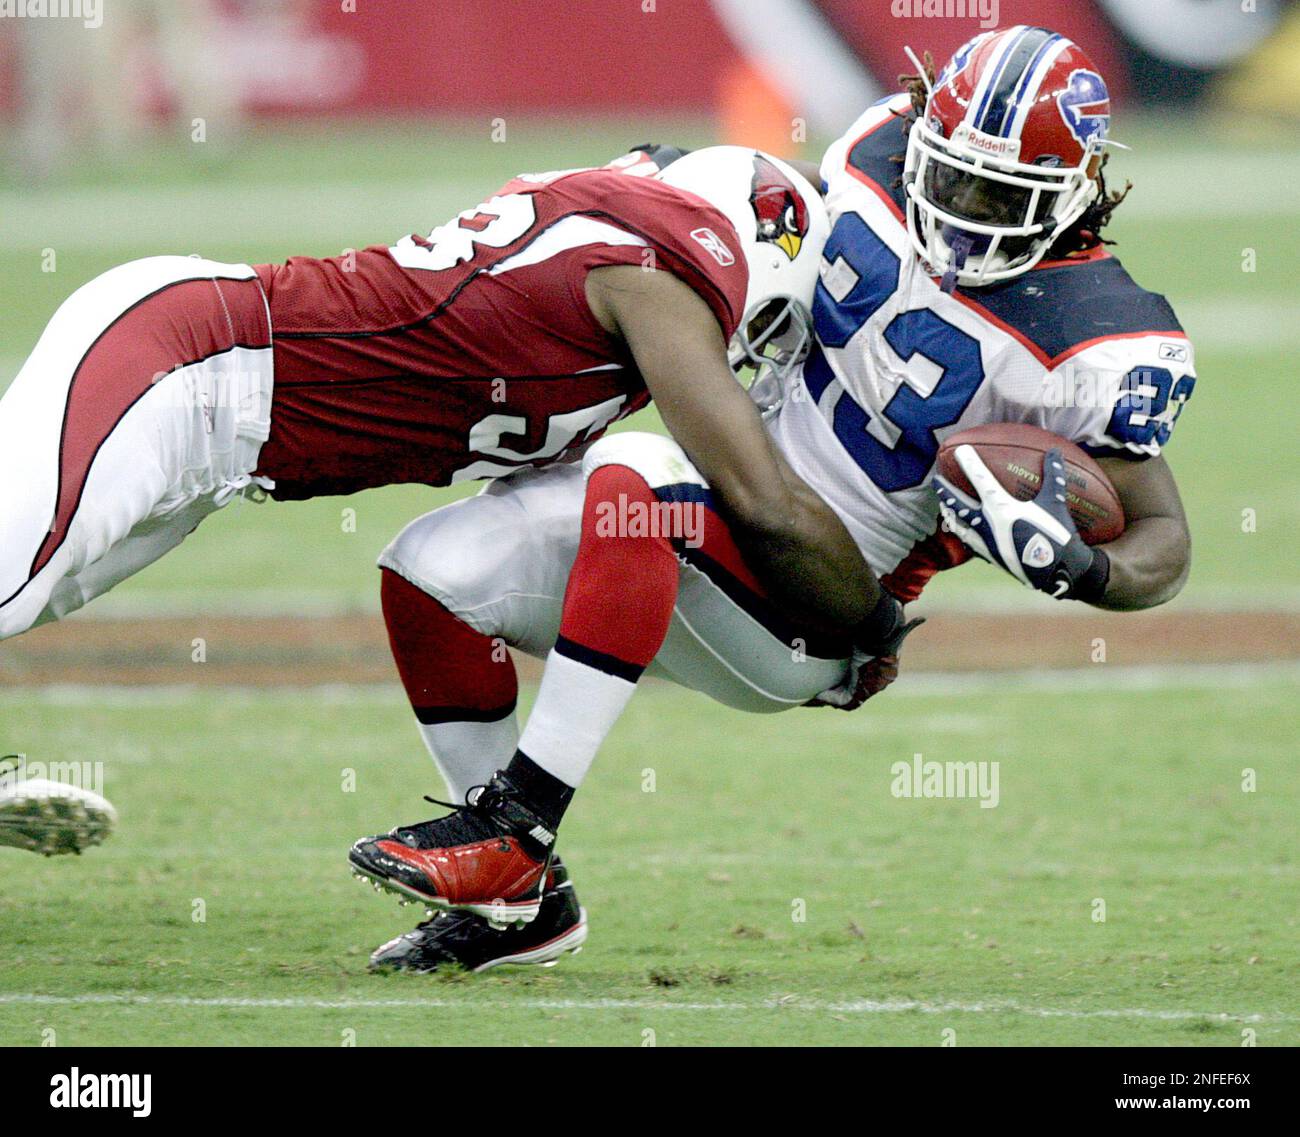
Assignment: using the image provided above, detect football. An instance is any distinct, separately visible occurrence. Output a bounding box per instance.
[936,423,1125,545]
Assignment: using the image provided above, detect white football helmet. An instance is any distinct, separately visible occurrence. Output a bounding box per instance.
[655,145,829,382]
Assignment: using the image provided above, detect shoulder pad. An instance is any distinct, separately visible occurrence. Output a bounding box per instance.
[957,255,1185,367]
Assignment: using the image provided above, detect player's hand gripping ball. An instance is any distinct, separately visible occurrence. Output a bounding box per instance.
[931,424,1123,602]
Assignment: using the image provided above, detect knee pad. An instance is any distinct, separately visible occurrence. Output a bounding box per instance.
[581,432,707,492]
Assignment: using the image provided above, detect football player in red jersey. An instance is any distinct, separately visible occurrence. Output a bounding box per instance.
[0,147,882,659]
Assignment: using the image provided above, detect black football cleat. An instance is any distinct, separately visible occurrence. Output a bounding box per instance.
[349,771,554,928]
[369,857,587,974]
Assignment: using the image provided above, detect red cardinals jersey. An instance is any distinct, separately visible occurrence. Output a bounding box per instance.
[252,168,748,499]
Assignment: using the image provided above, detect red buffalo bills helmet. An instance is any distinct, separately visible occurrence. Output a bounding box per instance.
[904,26,1116,288]
[656,146,829,381]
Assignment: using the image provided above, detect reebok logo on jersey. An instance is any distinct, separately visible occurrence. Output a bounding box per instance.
[1021,534,1055,570]
[690,228,735,267]
[1159,342,1189,363]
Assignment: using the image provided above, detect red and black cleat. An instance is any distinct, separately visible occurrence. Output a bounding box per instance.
[369,856,587,973]
[349,772,555,928]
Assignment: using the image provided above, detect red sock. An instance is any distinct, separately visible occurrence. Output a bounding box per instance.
[380,568,517,723]
[515,464,682,791]
[555,464,681,676]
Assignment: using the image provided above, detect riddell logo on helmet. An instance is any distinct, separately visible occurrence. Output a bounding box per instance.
[956,126,1020,159]
[690,228,735,267]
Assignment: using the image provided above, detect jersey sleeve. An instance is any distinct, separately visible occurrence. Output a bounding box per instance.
[1039,333,1197,461]
[547,169,750,341]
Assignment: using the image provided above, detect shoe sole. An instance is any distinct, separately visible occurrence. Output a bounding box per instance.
[348,850,542,929]
[0,779,116,856]
[473,909,589,972]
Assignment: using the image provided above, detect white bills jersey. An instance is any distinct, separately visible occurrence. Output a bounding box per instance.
[763,94,1196,601]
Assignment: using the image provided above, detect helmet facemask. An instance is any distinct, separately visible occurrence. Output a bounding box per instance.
[904,117,1099,289]
[728,294,814,388]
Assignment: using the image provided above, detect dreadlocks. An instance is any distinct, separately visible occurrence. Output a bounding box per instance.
[1051,153,1131,256]
[893,50,1131,257]
[900,51,935,118]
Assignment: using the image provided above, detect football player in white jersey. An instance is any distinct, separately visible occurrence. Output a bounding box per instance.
[350,27,1194,972]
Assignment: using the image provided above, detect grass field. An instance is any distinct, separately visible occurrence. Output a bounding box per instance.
[1,116,1298,1047]
[2,673,1296,1047]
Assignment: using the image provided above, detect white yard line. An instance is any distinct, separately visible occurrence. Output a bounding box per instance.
[1114,150,1300,222]
[892,660,1300,696]
[0,991,1291,1023]
[9,290,1298,392]
[0,179,488,255]
[0,147,1293,256]
[1175,298,1300,352]
[37,850,1300,880]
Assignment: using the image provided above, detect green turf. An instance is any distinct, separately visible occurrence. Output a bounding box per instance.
[0,117,1296,612]
[1,117,1295,1047]
[1,677,1295,1046]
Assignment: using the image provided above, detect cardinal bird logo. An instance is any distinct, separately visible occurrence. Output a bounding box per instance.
[750,155,808,261]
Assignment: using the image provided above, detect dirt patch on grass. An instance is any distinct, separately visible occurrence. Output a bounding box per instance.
[2,610,1296,688]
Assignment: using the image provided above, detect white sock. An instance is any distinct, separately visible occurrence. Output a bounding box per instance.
[417,714,518,803]
[516,649,638,789]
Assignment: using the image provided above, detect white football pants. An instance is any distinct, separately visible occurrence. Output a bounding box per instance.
[380,432,851,715]
[0,256,274,640]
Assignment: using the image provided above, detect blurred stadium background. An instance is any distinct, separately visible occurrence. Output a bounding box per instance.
[1,1,1298,1046]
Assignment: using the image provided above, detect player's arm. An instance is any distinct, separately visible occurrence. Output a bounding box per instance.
[586,263,879,630]
[1091,455,1190,610]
